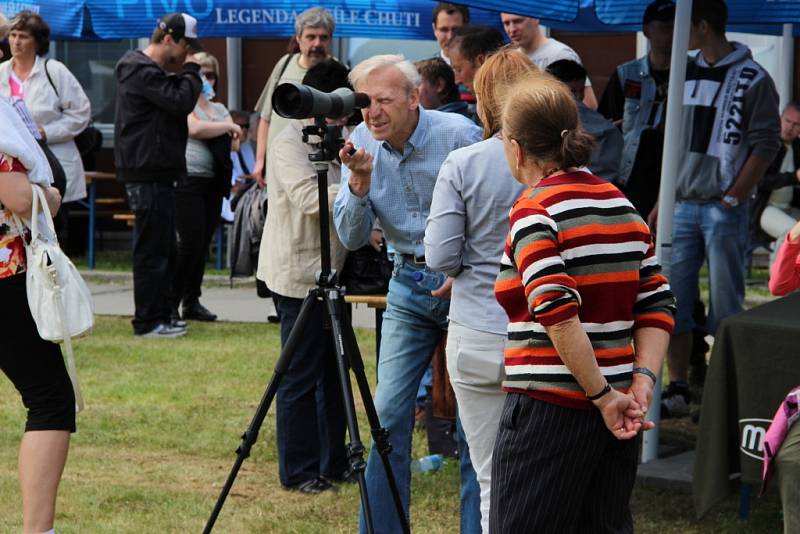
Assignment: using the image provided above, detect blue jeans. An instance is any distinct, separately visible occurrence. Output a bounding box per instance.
[273,293,348,487]
[457,417,481,534]
[670,201,749,336]
[416,365,433,408]
[359,262,449,534]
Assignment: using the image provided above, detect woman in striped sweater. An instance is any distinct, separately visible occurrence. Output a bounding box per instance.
[489,73,675,532]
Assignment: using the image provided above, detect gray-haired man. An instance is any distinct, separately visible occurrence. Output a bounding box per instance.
[252,7,334,184]
[334,54,482,534]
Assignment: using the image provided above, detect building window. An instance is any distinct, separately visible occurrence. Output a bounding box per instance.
[55,39,137,125]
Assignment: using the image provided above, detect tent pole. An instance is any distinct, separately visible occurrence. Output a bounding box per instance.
[780,24,794,111]
[226,37,242,112]
[636,31,648,58]
[643,0,693,464]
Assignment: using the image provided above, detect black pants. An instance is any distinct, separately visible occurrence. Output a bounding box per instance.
[172,175,222,309]
[125,182,176,335]
[490,394,638,533]
[272,292,348,487]
[0,273,75,432]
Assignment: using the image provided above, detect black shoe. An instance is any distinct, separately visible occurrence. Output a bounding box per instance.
[323,468,358,485]
[267,314,280,324]
[182,301,218,322]
[661,382,691,418]
[283,477,334,495]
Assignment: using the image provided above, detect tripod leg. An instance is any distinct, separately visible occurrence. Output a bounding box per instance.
[203,290,319,534]
[322,288,378,534]
[339,295,410,534]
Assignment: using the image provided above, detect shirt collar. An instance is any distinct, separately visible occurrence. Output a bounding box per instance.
[11,55,44,79]
[379,107,428,159]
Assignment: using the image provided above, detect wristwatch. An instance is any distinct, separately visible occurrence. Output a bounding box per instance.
[722,194,740,207]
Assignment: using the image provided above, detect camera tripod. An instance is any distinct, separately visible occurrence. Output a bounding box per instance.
[204,118,409,534]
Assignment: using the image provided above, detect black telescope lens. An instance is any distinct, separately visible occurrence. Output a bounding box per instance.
[273,82,369,120]
[273,83,310,119]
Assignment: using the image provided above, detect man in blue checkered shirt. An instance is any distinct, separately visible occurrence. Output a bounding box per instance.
[334,54,481,533]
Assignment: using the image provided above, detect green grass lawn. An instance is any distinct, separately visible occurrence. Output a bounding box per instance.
[72,250,229,278]
[0,317,783,532]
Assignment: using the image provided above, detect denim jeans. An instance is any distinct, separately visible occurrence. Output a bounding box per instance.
[457,416,481,534]
[670,201,749,336]
[359,262,449,534]
[125,182,176,335]
[273,293,348,487]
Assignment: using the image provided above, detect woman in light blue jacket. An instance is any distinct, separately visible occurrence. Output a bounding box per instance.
[424,49,540,533]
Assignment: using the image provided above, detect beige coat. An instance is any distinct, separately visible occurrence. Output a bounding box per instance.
[0,56,91,202]
[256,119,348,298]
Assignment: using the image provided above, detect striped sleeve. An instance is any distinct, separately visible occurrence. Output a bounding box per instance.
[509,199,581,327]
[633,239,675,333]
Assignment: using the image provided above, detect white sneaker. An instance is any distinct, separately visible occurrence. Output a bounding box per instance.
[139,323,187,338]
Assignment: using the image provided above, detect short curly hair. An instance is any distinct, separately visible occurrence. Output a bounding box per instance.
[10,10,50,56]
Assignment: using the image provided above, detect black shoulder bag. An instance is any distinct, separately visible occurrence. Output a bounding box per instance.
[37,138,67,197]
[339,240,393,295]
[206,132,234,198]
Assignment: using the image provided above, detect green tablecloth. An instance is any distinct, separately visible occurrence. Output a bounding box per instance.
[693,292,800,517]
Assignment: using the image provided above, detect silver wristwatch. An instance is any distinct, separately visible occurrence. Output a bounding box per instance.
[722,195,739,207]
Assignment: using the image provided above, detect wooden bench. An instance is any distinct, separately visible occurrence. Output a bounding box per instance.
[344,294,387,366]
[94,197,127,206]
[112,213,135,226]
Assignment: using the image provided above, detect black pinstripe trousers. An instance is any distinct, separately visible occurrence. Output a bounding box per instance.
[489,393,638,533]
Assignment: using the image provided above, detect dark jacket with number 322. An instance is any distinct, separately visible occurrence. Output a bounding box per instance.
[113,50,202,184]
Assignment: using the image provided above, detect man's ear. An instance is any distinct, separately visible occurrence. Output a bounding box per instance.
[409,85,421,110]
[435,77,447,98]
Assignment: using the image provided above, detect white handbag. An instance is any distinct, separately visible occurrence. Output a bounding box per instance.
[16,184,92,411]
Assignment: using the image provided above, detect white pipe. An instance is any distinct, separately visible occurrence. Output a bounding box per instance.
[642,0,693,464]
[226,37,242,111]
[636,31,649,59]
[780,24,794,111]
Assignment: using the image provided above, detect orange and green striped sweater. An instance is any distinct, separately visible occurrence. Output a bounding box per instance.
[494,171,675,409]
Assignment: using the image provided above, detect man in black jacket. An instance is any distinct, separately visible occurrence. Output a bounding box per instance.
[114,13,202,337]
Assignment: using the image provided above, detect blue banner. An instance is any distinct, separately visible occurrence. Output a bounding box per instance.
[471,0,800,35]
[0,0,85,38]
[85,0,504,40]
[12,0,800,40]
[595,0,800,25]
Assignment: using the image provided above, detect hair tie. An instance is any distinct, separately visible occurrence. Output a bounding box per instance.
[560,129,569,139]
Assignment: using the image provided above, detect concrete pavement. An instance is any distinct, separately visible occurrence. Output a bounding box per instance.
[85,271,377,328]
